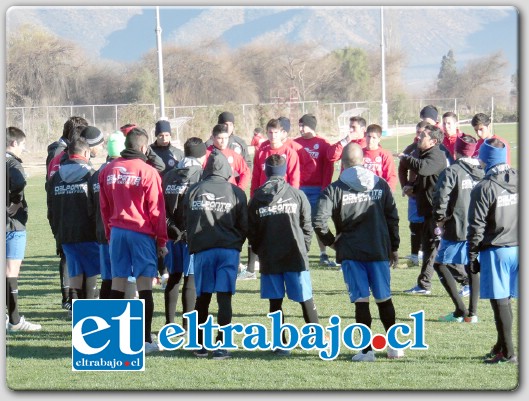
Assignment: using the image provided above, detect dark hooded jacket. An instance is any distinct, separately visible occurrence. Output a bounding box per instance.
[467,164,518,263]
[6,152,28,231]
[162,157,203,241]
[87,161,109,244]
[248,176,312,274]
[47,158,96,244]
[184,150,248,254]
[313,165,399,263]
[150,142,184,175]
[433,158,485,241]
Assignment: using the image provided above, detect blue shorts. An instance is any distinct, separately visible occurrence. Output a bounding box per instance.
[6,231,27,260]
[165,241,194,276]
[260,270,313,302]
[341,260,391,302]
[435,239,468,264]
[300,186,321,219]
[99,244,112,281]
[62,242,101,278]
[193,248,239,297]
[479,247,518,299]
[109,227,157,279]
[408,197,424,224]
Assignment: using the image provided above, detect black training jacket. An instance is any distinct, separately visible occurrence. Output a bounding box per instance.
[433,158,484,241]
[184,150,248,254]
[6,152,28,232]
[398,141,419,188]
[313,165,399,263]
[467,164,518,263]
[47,158,96,244]
[248,176,312,274]
[404,145,447,218]
[150,142,184,176]
[162,158,203,241]
[87,161,108,244]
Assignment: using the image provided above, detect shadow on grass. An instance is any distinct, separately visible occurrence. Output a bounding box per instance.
[6,344,70,360]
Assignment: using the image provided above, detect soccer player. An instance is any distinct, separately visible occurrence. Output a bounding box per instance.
[162,137,207,330]
[250,127,266,149]
[441,111,464,160]
[313,143,401,361]
[120,123,166,173]
[471,113,511,164]
[6,127,42,332]
[184,149,248,360]
[47,137,100,304]
[327,116,367,163]
[294,114,337,268]
[204,124,251,191]
[419,105,453,164]
[98,127,168,354]
[87,132,126,300]
[399,125,448,295]
[398,121,427,266]
[362,123,398,192]
[248,154,320,356]
[432,135,484,323]
[468,138,518,364]
[149,119,184,176]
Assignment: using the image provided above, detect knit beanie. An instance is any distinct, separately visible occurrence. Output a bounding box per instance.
[184,140,207,158]
[80,126,104,147]
[107,131,126,157]
[278,116,291,133]
[218,112,235,124]
[120,124,137,136]
[420,105,438,122]
[299,114,317,131]
[455,135,477,157]
[478,138,507,172]
[265,155,287,178]
[155,120,171,135]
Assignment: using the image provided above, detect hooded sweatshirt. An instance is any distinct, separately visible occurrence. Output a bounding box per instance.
[433,158,484,241]
[248,176,312,274]
[184,150,248,254]
[6,152,28,232]
[162,157,203,241]
[313,165,399,263]
[47,157,96,244]
[467,164,518,263]
[149,141,184,175]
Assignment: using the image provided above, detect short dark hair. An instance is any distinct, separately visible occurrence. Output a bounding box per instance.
[125,127,149,151]
[442,111,457,121]
[425,125,444,144]
[460,135,477,144]
[6,126,26,147]
[266,118,281,131]
[471,113,491,127]
[212,124,229,137]
[68,137,90,156]
[487,138,505,148]
[349,116,367,127]
[416,120,429,130]
[254,127,263,134]
[63,116,88,140]
[366,124,382,137]
[265,153,285,167]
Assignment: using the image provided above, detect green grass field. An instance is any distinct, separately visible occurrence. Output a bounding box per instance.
[6,124,519,391]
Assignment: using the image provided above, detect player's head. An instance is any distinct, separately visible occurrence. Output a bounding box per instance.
[265,154,287,178]
[365,124,382,150]
[454,134,477,160]
[125,127,149,154]
[341,142,364,169]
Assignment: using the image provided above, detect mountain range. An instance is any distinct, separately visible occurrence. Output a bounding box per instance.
[6,5,518,92]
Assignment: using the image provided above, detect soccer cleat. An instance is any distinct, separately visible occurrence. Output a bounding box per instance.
[7,316,42,332]
[438,313,464,323]
[404,254,419,266]
[237,269,256,280]
[387,347,404,359]
[62,301,72,311]
[483,349,503,360]
[464,315,479,323]
[404,285,431,295]
[319,254,339,268]
[273,349,292,356]
[484,354,517,365]
[352,350,375,362]
[212,349,231,360]
[458,285,470,298]
[194,348,209,358]
[144,340,161,354]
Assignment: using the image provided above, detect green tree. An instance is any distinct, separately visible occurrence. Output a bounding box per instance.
[436,49,458,97]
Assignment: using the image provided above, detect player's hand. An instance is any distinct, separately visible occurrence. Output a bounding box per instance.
[402,185,414,197]
[157,246,168,258]
[7,202,23,216]
[469,259,480,274]
[390,251,399,269]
